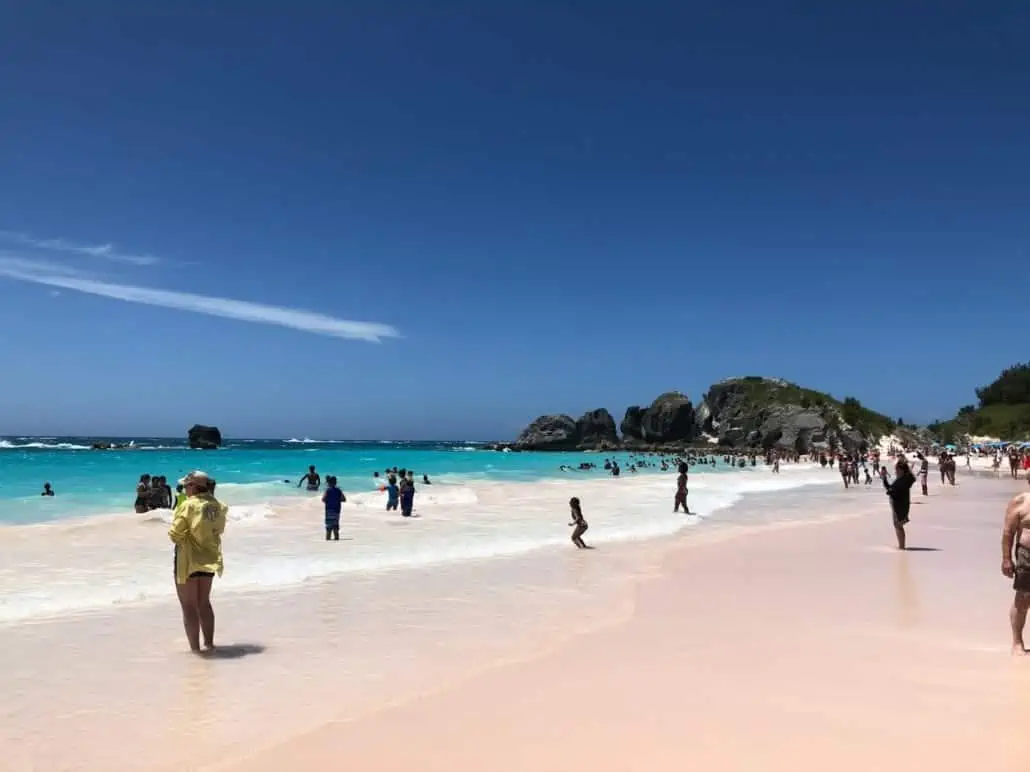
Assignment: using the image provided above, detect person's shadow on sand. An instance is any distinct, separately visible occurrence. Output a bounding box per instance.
[200,643,266,660]
[903,546,941,552]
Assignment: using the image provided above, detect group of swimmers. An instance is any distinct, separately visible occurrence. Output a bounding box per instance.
[294,464,429,539]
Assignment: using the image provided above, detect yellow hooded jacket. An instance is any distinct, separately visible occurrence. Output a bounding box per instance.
[169,493,227,585]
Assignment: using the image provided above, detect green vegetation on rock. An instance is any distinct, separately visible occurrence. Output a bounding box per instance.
[719,377,896,439]
[929,363,1030,442]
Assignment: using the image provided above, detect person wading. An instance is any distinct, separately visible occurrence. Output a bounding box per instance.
[169,471,227,654]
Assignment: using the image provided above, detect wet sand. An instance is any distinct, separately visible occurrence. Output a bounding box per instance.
[222,474,1030,772]
[4,470,1027,771]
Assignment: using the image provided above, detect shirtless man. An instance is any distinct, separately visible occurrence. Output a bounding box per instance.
[1001,491,1030,654]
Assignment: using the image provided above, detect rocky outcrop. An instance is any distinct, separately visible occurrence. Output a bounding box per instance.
[188,424,222,450]
[620,406,645,440]
[514,378,889,452]
[621,392,700,445]
[698,378,863,453]
[514,414,579,450]
[575,409,619,449]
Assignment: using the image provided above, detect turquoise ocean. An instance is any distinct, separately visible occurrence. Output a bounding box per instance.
[0,436,707,525]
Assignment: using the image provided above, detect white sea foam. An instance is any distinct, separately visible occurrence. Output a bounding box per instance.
[0,466,839,624]
[0,440,91,450]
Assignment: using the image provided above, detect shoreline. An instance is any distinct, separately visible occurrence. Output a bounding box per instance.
[4,473,850,770]
[220,472,1030,772]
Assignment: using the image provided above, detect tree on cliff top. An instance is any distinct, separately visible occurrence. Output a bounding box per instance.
[976,363,1030,408]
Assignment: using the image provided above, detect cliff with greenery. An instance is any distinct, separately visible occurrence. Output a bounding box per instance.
[928,363,1030,443]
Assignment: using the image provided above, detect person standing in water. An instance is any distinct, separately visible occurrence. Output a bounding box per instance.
[321,475,345,541]
[1001,491,1030,655]
[134,474,151,513]
[881,460,916,550]
[385,474,399,511]
[169,471,227,653]
[399,474,415,517]
[674,462,691,514]
[41,482,54,496]
[298,465,321,491]
[568,497,589,549]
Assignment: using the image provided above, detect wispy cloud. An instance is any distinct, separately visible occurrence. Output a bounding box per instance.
[0,231,161,266]
[0,258,399,343]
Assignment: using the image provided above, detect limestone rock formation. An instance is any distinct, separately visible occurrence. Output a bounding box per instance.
[575,409,619,449]
[698,378,865,453]
[188,424,222,450]
[514,414,579,451]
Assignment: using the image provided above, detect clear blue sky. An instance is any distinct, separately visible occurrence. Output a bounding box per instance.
[1,1,1027,440]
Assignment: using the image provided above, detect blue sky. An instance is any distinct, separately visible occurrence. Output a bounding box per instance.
[1,1,1027,440]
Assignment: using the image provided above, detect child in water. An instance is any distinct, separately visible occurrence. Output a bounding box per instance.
[321,475,346,541]
[568,497,589,549]
[385,475,399,511]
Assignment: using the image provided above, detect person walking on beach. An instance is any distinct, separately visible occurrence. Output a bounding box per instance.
[298,465,321,491]
[321,475,345,541]
[881,460,916,550]
[568,497,589,549]
[1001,491,1030,654]
[839,458,851,489]
[169,471,227,653]
[674,462,691,514]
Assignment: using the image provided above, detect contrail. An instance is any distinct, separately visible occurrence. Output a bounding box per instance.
[0,259,399,343]
[0,230,161,266]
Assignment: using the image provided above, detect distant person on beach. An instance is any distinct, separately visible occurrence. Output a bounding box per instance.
[298,465,321,491]
[321,475,345,541]
[568,497,589,549]
[1001,491,1030,655]
[839,458,851,489]
[674,463,691,514]
[386,475,399,511]
[423,474,432,485]
[881,460,916,550]
[41,482,54,496]
[916,452,929,496]
[169,471,227,653]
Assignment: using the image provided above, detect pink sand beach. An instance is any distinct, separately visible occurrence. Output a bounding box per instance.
[3,469,1028,771]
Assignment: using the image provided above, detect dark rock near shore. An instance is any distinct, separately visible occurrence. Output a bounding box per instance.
[575,409,619,449]
[188,424,222,450]
[514,377,891,452]
[514,414,579,451]
[621,393,699,445]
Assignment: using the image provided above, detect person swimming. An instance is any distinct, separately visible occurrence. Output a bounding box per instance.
[298,465,321,492]
[41,482,54,496]
[568,497,589,549]
[321,475,345,541]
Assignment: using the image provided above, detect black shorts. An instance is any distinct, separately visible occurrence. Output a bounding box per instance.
[174,546,215,580]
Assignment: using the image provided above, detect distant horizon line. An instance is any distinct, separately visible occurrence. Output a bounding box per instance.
[0,435,503,443]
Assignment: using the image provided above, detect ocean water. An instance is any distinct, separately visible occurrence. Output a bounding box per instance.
[0,436,694,524]
[0,436,840,625]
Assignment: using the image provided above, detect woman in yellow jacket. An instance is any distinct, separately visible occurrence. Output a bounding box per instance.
[169,471,227,653]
